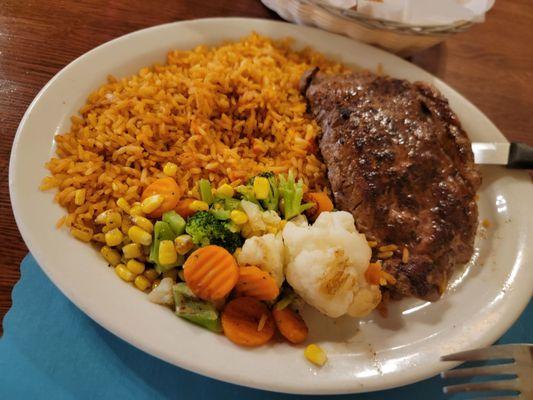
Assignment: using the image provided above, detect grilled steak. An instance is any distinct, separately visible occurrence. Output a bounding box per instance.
[300,69,481,301]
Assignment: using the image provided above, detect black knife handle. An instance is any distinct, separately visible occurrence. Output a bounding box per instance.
[508,142,533,169]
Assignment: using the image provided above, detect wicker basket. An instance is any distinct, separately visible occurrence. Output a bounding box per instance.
[262,0,475,56]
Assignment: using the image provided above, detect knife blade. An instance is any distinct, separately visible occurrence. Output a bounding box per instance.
[472,142,533,168]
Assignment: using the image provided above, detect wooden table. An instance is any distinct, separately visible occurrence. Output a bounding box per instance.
[0,0,532,334]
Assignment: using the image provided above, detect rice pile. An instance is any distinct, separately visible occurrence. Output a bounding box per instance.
[40,33,346,235]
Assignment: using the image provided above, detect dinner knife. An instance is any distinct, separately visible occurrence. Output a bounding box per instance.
[472,142,533,168]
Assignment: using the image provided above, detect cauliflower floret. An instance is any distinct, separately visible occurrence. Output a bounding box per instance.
[236,233,285,287]
[240,200,282,238]
[283,211,381,318]
[348,286,383,317]
[147,277,174,306]
[312,210,357,233]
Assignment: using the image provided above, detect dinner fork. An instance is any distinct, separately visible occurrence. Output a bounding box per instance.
[440,344,533,399]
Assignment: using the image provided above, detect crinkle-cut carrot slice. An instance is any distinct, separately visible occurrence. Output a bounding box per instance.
[221,297,275,347]
[234,265,279,301]
[183,245,239,301]
[273,306,308,344]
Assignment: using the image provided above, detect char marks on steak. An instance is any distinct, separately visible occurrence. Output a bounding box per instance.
[300,69,481,301]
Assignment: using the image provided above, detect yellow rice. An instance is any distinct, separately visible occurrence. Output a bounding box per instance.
[40,33,346,235]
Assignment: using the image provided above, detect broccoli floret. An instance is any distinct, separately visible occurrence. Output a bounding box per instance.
[185,212,213,247]
[279,171,314,220]
[185,211,243,253]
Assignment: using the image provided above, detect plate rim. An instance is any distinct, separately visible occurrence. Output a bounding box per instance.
[8,17,532,395]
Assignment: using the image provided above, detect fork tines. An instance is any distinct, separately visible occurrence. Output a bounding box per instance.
[440,344,533,398]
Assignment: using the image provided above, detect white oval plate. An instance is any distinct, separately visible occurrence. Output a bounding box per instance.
[9,18,533,395]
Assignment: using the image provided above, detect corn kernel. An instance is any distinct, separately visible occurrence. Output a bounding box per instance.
[101,246,121,266]
[159,240,178,266]
[121,216,133,235]
[71,228,93,242]
[92,233,106,243]
[126,259,145,275]
[230,210,248,225]
[216,183,234,198]
[122,243,142,259]
[74,189,86,206]
[144,268,160,282]
[141,194,164,214]
[105,228,124,247]
[129,204,144,216]
[134,275,152,291]
[105,211,122,229]
[131,215,154,233]
[304,344,327,366]
[101,225,112,234]
[162,269,178,281]
[95,210,111,224]
[190,200,209,211]
[253,177,269,200]
[116,197,130,213]
[174,234,194,255]
[115,264,135,282]
[128,226,152,246]
[163,162,178,177]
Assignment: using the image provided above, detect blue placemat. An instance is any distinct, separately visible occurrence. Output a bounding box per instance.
[0,255,530,399]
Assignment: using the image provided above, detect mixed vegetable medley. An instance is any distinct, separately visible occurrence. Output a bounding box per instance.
[91,168,392,366]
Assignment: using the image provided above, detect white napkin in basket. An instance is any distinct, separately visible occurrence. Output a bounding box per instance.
[324,0,495,26]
